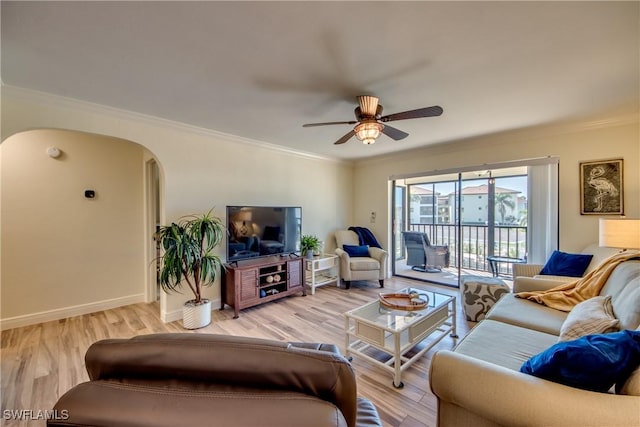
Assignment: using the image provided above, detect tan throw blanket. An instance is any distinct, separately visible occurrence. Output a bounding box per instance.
[515,250,640,312]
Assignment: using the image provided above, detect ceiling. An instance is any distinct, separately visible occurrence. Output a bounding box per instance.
[2,1,638,160]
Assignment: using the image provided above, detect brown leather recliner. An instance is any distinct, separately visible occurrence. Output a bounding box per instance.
[48,333,382,427]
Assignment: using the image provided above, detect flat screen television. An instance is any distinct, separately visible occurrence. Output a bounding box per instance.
[226,206,302,262]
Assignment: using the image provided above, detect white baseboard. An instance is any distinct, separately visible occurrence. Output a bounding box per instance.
[0,294,146,331]
[161,308,183,324]
[161,298,222,324]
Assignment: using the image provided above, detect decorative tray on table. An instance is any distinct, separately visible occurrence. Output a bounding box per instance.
[378,291,429,311]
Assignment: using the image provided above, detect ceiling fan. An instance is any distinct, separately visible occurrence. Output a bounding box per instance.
[302,95,443,145]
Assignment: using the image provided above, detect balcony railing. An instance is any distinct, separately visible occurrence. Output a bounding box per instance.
[406,223,528,277]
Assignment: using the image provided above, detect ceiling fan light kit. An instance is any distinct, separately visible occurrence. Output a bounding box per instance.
[302,95,443,146]
[355,121,384,145]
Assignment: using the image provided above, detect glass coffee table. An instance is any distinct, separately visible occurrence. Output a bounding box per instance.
[344,287,457,388]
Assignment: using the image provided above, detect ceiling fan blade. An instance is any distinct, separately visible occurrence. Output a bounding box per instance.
[381,125,409,141]
[380,105,443,122]
[334,130,355,145]
[302,121,357,127]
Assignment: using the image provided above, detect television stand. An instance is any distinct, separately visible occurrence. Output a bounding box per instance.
[221,255,305,318]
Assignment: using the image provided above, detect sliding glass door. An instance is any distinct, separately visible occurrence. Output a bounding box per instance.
[391,160,556,287]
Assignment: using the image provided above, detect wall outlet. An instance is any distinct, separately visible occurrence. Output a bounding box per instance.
[370,211,376,223]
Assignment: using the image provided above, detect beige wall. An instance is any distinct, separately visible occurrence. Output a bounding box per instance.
[5,85,634,327]
[1,129,146,323]
[1,86,353,325]
[352,119,639,254]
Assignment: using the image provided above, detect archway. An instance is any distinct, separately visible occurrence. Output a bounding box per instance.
[1,128,164,329]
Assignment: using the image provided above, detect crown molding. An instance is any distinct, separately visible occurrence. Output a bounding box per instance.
[356,112,639,167]
[571,113,639,132]
[2,84,347,164]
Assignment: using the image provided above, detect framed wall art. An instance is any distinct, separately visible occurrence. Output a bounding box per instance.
[580,158,623,215]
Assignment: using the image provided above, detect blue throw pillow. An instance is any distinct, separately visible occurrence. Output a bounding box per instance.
[343,244,370,257]
[520,330,640,392]
[539,250,593,277]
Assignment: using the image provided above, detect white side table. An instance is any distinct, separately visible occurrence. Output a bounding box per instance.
[304,253,340,295]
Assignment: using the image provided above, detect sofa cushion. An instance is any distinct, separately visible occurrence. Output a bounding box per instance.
[454,319,559,371]
[617,366,640,395]
[343,244,370,257]
[531,274,577,283]
[348,257,379,271]
[601,261,640,330]
[335,230,359,248]
[485,294,567,336]
[579,243,621,274]
[539,250,593,277]
[600,260,640,298]
[520,330,640,393]
[53,381,351,427]
[558,296,619,341]
[610,278,640,330]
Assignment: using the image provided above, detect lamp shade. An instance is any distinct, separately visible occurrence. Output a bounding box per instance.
[599,218,640,249]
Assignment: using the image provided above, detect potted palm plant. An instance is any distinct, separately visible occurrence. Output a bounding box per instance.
[156,209,225,329]
[300,234,320,259]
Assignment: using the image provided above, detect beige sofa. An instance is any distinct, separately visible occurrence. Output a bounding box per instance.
[513,243,619,291]
[430,259,640,427]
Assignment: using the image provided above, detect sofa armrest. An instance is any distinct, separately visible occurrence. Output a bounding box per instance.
[512,263,544,279]
[368,247,388,279]
[355,397,383,427]
[335,248,352,281]
[367,247,387,262]
[430,350,640,427]
[288,342,340,354]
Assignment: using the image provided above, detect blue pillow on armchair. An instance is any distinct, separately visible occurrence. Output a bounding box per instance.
[343,244,370,257]
[520,330,640,392]
[539,250,593,277]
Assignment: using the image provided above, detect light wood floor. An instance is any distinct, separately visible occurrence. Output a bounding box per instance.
[1,276,473,427]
